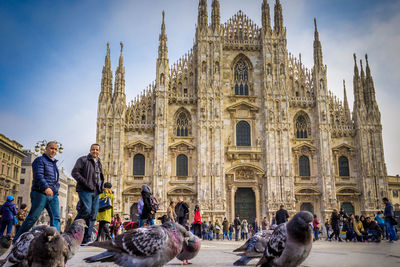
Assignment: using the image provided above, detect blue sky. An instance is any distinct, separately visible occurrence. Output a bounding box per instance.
[1,0,399,176]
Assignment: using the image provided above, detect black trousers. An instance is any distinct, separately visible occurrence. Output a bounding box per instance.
[97,220,111,241]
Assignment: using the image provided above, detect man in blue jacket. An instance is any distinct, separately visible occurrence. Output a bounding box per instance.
[383,197,398,242]
[14,141,60,240]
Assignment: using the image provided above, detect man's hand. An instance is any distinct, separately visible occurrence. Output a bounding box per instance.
[45,188,54,196]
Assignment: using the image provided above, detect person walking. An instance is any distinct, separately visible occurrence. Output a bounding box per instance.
[233,215,241,241]
[312,214,320,241]
[201,222,208,240]
[329,209,342,241]
[261,217,268,230]
[383,197,398,242]
[324,219,330,239]
[229,223,234,240]
[0,195,18,237]
[111,214,122,237]
[167,201,176,222]
[15,203,28,234]
[252,218,259,234]
[140,184,156,226]
[193,205,202,238]
[14,141,61,241]
[175,197,189,229]
[275,205,289,225]
[72,143,104,245]
[222,217,229,240]
[96,182,114,241]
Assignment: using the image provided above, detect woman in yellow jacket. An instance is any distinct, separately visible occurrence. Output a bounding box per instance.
[353,215,364,242]
[96,182,114,241]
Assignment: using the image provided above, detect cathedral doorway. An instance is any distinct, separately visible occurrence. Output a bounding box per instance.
[341,202,354,215]
[300,202,314,214]
[130,203,139,221]
[234,188,256,223]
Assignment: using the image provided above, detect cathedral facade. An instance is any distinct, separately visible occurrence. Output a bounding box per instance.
[96,0,388,223]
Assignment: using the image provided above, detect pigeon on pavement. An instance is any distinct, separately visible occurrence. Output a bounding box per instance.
[84,221,189,267]
[1,219,86,267]
[233,229,274,265]
[176,231,201,265]
[257,211,313,267]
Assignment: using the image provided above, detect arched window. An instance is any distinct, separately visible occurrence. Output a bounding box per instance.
[338,156,350,177]
[234,60,249,96]
[133,154,145,176]
[236,121,251,146]
[176,110,190,137]
[299,155,310,177]
[295,114,310,138]
[176,154,188,177]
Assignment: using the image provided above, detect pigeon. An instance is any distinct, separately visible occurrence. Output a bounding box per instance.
[233,229,274,266]
[257,211,313,267]
[84,221,189,267]
[176,231,201,265]
[1,219,86,267]
[0,235,12,257]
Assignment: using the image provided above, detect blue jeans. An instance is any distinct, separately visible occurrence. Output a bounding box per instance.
[385,218,398,241]
[75,191,99,243]
[313,228,319,240]
[208,232,213,240]
[378,223,387,239]
[202,232,207,240]
[223,232,228,240]
[14,191,60,241]
[0,220,14,237]
[139,218,154,227]
[229,232,233,240]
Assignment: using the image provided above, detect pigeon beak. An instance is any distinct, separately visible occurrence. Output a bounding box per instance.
[184,231,191,238]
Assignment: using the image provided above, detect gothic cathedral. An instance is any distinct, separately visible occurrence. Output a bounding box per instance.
[96,0,388,223]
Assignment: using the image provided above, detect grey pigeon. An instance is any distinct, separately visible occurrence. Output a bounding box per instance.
[257,211,313,267]
[84,221,189,267]
[1,219,86,267]
[176,231,201,265]
[233,229,274,265]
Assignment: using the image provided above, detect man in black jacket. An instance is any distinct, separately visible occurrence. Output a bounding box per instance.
[72,144,104,245]
[275,205,289,225]
[233,215,241,241]
[140,184,155,226]
[175,197,189,229]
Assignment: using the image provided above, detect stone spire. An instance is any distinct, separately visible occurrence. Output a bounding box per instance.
[273,0,284,34]
[343,80,351,122]
[262,0,271,34]
[100,43,113,100]
[353,54,365,115]
[113,42,125,97]
[364,54,376,108]
[198,0,208,32]
[211,0,220,32]
[158,11,168,60]
[313,18,323,67]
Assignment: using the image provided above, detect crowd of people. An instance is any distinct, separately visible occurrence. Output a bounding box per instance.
[0,141,398,248]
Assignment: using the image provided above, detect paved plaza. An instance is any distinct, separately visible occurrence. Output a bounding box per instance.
[65,240,400,267]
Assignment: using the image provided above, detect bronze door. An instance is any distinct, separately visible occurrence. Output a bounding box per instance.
[235,188,256,223]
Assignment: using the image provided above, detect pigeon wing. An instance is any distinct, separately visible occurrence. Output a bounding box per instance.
[266,223,287,258]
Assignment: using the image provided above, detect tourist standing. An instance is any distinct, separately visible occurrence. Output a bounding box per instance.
[261,217,268,230]
[252,218,259,234]
[14,141,61,241]
[137,198,144,226]
[72,143,104,245]
[0,195,18,237]
[215,219,221,240]
[241,219,249,240]
[234,215,241,241]
[15,203,28,234]
[275,205,289,225]
[271,213,276,225]
[201,222,208,240]
[175,197,189,229]
[324,219,330,239]
[229,223,234,240]
[383,197,398,242]
[140,184,156,226]
[167,201,176,222]
[208,221,214,240]
[222,217,229,240]
[329,209,342,241]
[375,211,386,239]
[96,182,114,241]
[193,205,202,238]
[312,214,320,241]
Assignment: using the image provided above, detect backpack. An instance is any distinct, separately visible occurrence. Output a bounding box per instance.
[149,195,159,212]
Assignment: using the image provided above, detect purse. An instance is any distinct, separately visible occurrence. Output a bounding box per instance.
[98,196,112,212]
[5,206,18,225]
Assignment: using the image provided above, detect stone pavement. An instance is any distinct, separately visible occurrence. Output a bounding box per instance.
[66,239,400,267]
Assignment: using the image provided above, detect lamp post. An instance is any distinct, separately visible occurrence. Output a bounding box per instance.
[34,140,64,154]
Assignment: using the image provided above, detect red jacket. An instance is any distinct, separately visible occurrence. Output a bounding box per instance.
[194,210,201,224]
[312,217,320,229]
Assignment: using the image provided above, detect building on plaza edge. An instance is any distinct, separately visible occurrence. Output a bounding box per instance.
[96,0,388,223]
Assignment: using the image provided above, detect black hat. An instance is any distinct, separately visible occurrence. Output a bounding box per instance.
[104,182,112,189]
